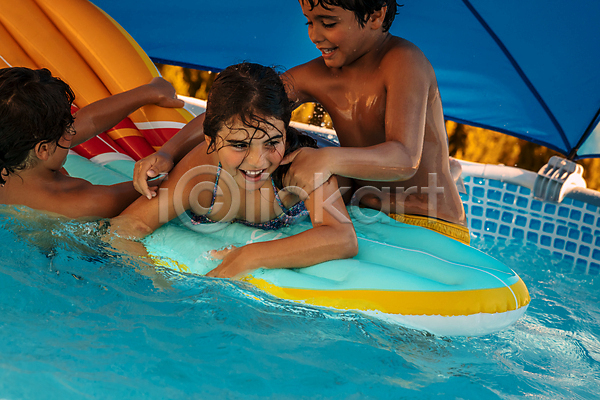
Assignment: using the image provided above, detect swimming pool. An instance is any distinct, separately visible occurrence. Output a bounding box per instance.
[0,201,598,399]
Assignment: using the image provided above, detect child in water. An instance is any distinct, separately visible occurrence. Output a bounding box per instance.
[133,0,470,245]
[283,0,468,243]
[111,62,358,278]
[0,67,183,218]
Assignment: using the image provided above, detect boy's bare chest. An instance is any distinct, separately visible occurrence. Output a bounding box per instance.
[314,76,387,146]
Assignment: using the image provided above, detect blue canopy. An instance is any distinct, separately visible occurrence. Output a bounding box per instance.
[91,0,600,159]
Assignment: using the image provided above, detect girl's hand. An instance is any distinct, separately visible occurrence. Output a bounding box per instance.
[209,245,237,260]
[205,246,255,279]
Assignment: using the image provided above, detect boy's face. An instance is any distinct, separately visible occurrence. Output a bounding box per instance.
[300,1,373,69]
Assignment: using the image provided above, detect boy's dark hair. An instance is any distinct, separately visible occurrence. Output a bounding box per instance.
[0,67,75,185]
[301,0,399,32]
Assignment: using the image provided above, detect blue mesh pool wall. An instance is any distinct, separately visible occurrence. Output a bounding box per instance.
[462,175,600,275]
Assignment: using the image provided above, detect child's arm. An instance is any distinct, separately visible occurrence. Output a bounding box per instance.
[113,148,357,278]
[282,142,420,195]
[110,143,209,238]
[133,113,206,199]
[282,46,431,194]
[205,176,358,279]
[71,77,184,146]
[35,178,142,219]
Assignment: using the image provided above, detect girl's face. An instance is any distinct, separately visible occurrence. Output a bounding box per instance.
[214,116,286,191]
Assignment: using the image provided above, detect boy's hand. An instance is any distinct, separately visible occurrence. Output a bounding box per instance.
[133,151,174,199]
[148,77,185,108]
[281,147,332,196]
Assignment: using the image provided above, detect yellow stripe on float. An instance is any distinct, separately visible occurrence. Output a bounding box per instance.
[151,256,191,273]
[243,277,530,317]
[107,128,145,140]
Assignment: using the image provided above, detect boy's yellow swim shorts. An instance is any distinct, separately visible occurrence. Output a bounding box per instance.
[388,213,471,246]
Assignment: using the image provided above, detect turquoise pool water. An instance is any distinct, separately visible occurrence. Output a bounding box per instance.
[0,206,598,399]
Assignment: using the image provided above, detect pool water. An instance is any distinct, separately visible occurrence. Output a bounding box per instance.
[0,206,599,399]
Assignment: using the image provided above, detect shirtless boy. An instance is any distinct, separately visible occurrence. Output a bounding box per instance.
[283,0,468,243]
[0,67,184,218]
[133,0,469,244]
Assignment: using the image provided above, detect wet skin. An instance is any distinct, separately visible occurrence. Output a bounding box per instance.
[0,77,182,218]
[115,115,357,278]
[200,118,295,223]
[284,2,466,225]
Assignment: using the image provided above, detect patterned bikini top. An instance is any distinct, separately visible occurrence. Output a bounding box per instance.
[189,163,309,230]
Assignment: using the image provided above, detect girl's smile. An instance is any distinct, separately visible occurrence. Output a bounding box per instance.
[215,116,286,191]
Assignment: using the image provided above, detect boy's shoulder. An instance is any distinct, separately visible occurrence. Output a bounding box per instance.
[379,36,432,70]
[0,172,87,210]
[285,36,435,102]
[290,36,430,77]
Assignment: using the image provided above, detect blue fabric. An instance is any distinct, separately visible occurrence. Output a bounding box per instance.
[90,0,600,159]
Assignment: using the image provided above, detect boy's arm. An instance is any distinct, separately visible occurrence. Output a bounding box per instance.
[133,113,206,199]
[282,66,318,108]
[130,62,316,199]
[205,176,357,279]
[283,47,430,193]
[41,179,142,219]
[113,144,209,238]
[71,77,184,146]
[283,142,420,193]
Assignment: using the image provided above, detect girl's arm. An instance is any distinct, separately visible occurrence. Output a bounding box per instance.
[205,176,358,279]
[110,144,210,239]
[72,77,184,146]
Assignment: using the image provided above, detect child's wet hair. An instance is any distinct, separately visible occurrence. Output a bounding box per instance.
[203,62,317,188]
[0,67,75,184]
[204,62,292,153]
[301,0,399,32]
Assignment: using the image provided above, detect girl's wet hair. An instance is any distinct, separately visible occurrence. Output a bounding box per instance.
[0,67,75,184]
[204,62,292,152]
[204,62,317,188]
[301,0,399,32]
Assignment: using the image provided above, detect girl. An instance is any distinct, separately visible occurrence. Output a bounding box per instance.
[112,62,357,278]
